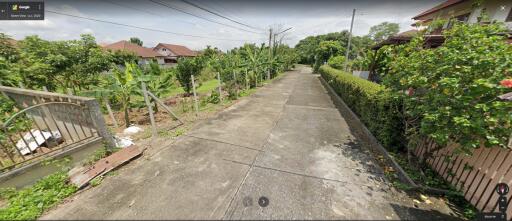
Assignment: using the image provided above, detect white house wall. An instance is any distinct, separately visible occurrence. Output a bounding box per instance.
[154,46,177,57]
[484,0,512,29]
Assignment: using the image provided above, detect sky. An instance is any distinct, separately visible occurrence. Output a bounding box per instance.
[0,0,444,51]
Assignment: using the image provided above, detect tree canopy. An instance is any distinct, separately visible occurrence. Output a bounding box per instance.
[368,22,400,42]
[129,37,143,46]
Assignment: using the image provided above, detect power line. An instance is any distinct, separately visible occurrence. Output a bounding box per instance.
[101,0,197,26]
[200,1,252,28]
[148,0,264,35]
[275,27,293,35]
[179,0,263,31]
[45,10,252,42]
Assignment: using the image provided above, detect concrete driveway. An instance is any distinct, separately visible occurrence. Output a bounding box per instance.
[41,65,460,220]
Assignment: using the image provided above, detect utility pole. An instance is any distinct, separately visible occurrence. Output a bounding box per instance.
[268,28,273,80]
[345,8,356,71]
[268,28,273,56]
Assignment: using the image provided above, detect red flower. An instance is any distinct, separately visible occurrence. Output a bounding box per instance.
[501,79,512,88]
[407,88,414,96]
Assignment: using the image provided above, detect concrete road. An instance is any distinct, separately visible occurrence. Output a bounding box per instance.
[42,66,459,220]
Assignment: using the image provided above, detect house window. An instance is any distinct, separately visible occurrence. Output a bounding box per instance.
[445,13,471,29]
[162,48,167,51]
[455,13,470,22]
[506,7,512,22]
[164,58,177,64]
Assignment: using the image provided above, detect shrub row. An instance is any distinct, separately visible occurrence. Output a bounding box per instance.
[319,65,405,152]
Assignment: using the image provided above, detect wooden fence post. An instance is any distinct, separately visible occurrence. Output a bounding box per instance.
[233,70,238,99]
[217,72,223,102]
[147,91,183,124]
[141,82,157,137]
[245,69,249,90]
[191,75,199,116]
[255,72,258,87]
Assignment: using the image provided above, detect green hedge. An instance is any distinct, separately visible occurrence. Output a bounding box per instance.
[319,65,405,152]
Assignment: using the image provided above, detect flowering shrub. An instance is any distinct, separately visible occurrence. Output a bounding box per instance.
[500,79,512,88]
[382,23,512,154]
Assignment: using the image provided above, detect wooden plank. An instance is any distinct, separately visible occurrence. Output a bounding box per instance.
[456,148,484,190]
[488,158,512,212]
[446,153,463,181]
[69,166,106,189]
[450,150,472,187]
[466,148,500,208]
[463,148,493,194]
[70,145,145,188]
[434,146,450,173]
[476,149,512,211]
[440,145,456,179]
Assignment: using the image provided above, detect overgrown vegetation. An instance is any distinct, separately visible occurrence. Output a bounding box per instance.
[0,31,296,128]
[321,21,511,220]
[389,152,477,220]
[382,22,512,160]
[0,172,77,220]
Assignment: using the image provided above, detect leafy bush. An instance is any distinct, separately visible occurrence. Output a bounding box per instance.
[0,172,77,220]
[327,55,345,70]
[313,41,344,72]
[382,22,512,154]
[320,65,405,151]
[206,90,220,104]
[176,57,204,94]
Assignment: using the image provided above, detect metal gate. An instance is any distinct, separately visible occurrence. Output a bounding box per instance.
[0,86,115,172]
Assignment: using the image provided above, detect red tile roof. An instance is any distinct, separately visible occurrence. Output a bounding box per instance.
[103,40,164,58]
[413,0,466,20]
[155,43,196,57]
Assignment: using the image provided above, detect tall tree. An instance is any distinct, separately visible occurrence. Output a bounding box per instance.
[176,57,204,94]
[295,31,371,65]
[129,37,143,46]
[314,40,344,72]
[64,34,112,92]
[368,22,400,42]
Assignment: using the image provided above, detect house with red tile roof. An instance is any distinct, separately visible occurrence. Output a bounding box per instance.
[153,43,197,65]
[102,40,165,65]
[413,0,512,30]
[373,0,512,50]
[369,0,512,80]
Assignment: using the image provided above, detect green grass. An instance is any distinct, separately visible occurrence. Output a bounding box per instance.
[0,172,77,220]
[165,79,220,97]
[83,146,121,166]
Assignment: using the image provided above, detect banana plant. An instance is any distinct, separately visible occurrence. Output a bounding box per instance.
[85,62,141,128]
[142,62,174,112]
[242,44,267,86]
